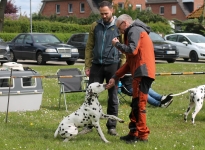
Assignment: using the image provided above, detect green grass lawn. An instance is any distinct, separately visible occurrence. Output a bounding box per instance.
[0,63,205,150]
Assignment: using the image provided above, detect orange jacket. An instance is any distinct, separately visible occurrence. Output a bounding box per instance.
[113,19,155,80]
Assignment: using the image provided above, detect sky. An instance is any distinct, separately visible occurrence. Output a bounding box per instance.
[14,0,42,16]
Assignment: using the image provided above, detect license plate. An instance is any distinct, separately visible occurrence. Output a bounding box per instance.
[0,55,3,58]
[61,54,71,57]
[167,51,175,54]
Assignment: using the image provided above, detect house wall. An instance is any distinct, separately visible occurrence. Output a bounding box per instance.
[41,0,92,18]
[112,0,146,10]
[146,3,187,21]
[193,0,204,10]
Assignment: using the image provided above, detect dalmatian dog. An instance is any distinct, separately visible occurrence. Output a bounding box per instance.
[54,82,124,143]
[171,85,205,124]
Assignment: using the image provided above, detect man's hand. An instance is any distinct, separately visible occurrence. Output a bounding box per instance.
[85,68,90,76]
[112,37,119,46]
[106,78,115,89]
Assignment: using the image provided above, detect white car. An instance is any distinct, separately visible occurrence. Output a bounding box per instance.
[164,33,205,62]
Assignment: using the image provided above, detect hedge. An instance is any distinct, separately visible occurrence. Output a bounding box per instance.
[0,33,74,42]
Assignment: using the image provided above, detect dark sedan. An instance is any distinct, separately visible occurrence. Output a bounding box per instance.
[8,33,79,65]
[0,38,11,65]
[67,32,179,63]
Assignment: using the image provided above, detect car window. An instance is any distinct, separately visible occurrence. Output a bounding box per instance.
[72,34,84,42]
[186,35,205,43]
[149,32,164,42]
[33,34,61,43]
[84,34,89,42]
[15,35,25,44]
[166,35,177,42]
[177,35,190,43]
[24,35,32,44]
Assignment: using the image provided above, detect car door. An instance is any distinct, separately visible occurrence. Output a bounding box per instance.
[22,35,36,60]
[176,35,192,57]
[12,34,26,59]
[68,34,86,59]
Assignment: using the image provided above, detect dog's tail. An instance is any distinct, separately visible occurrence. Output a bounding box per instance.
[54,127,59,138]
[171,88,195,97]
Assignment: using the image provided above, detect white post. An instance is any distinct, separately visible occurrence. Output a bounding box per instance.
[30,0,32,33]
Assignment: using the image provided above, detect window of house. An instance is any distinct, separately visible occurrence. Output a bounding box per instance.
[56,4,60,14]
[136,4,142,11]
[80,3,85,12]
[172,6,176,14]
[68,4,73,13]
[118,3,124,9]
[159,6,164,15]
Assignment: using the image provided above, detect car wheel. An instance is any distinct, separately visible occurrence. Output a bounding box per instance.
[36,52,46,65]
[66,61,75,65]
[190,51,198,62]
[167,59,175,63]
[10,51,17,62]
[183,58,189,61]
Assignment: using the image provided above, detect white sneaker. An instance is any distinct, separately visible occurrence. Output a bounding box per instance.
[161,99,173,108]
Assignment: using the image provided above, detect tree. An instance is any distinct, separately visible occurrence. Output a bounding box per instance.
[5,0,18,14]
[0,0,7,32]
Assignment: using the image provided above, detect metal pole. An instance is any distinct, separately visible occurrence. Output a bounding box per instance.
[30,0,32,33]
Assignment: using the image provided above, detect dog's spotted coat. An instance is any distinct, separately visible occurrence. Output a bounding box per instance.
[171,85,205,124]
[54,82,124,143]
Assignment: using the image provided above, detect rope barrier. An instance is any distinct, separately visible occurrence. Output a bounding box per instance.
[5,72,205,79]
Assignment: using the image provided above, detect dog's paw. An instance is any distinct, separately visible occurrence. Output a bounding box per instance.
[119,120,125,123]
[104,140,110,143]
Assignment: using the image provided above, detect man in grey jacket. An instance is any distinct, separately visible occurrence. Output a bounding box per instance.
[82,1,125,135]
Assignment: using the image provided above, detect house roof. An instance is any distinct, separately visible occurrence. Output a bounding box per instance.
[186,5,205,19]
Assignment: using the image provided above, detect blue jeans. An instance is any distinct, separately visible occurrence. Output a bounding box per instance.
[129,88,162,107]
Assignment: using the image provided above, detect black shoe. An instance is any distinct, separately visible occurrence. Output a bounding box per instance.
[108,129,118,136]
[161,93,173,105]
[120,134,138,143]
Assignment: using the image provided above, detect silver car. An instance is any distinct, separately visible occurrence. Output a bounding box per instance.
[0,38,10,65]
[164,33,205,62]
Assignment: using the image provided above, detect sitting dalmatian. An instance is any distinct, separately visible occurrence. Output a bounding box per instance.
[54,82,124,143]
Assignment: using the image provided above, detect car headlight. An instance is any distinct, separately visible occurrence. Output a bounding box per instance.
[45,48,57,52]
[71,48,78,52]
[6,46,9,51]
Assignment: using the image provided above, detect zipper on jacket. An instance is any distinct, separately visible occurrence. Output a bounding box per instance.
[101,29,107,64]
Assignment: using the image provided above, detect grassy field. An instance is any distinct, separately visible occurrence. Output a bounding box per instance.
[0,63,205,150]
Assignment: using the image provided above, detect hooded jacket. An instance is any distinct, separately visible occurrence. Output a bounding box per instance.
[113,19,155,80]
[85,16,125,69]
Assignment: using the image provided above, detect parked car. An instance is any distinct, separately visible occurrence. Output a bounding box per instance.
[67,32,179,63]
[149,32,179,63]
[8,33,79,65]
[0,38,11,65]
[164,33,205,62]
[67,33,88,59]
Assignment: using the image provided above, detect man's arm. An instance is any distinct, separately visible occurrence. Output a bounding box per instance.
[84,22,97,70]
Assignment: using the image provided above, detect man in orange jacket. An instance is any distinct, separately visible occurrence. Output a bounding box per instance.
[106,14,155,143]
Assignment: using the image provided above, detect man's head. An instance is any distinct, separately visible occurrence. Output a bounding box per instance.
[98,1,113,23]
[116,14,133,34]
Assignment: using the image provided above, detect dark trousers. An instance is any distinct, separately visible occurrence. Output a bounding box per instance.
[89,63,119,129]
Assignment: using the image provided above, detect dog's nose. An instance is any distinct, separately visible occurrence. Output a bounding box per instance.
[103,83,107,87]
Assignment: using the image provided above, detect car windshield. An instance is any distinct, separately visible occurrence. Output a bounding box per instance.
[186,35,205,43]
[33,34,61,43]
[149,32,165,42]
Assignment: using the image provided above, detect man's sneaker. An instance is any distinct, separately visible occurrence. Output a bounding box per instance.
[161,93,173,105]
[108,129,118,136]
[78,127,93,134]
[161,99,173,108]
[120,134,148,143]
